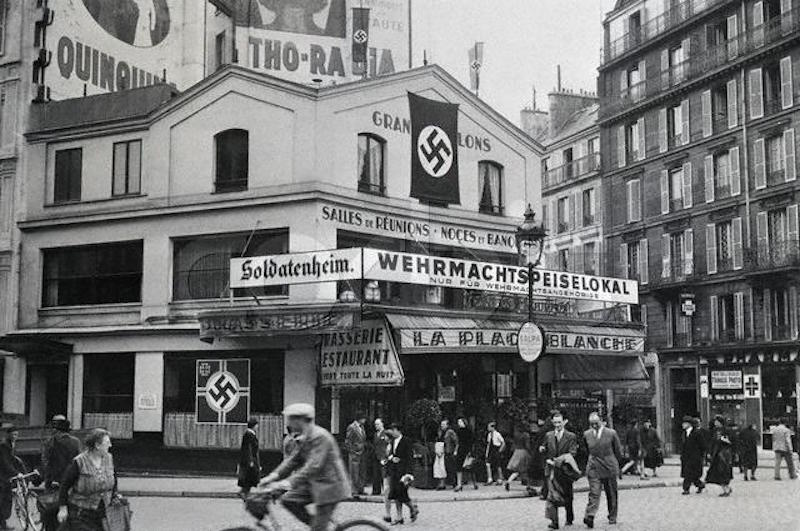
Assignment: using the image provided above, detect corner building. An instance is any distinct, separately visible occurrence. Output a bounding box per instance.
[600,0,800,452]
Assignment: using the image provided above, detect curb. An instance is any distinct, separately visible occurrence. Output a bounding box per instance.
[121,479,684,501]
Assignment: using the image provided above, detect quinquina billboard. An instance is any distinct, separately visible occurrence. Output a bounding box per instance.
[233,0,409,84]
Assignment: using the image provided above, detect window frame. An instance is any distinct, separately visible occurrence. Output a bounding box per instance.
[214,128,249,193]
[357,133,386,196]
[53,148,83,204]
[477,160,504,215]
[112,139,142,197]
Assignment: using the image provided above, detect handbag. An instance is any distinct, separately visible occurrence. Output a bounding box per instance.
[37,488,60,515]
[103,497,133,531]
[462,454,475,470]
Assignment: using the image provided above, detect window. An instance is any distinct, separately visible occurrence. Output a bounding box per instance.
[715,151,731,196]
[557,248,570,271]
[767,288,791,340]
[478,161,503,215]
[83,354,134,413]
[754,130,796,188]
[172,230,288,301]
[662,229,693,280]
[756,205,800,267]
[562,148,574,178]
[710,293,746,343]
[358,133,385,195]
[43,241,143,307]
[707,217,743,274]
[112,140,142,196]
[214,129,249,192]
[587,137,600,154]
[583,242,597,275]
[670,232,684,277]
[767,134,786,183]
[669,44,685,83]
[626,178,641,223]
[668,103,683,146]
[669,167,684,211]
[54,148,82,203]
[620,239,649,284]
[764,60,782,113]
[627,242,640,279]
[625,63,643,101]
[215,31,226,71]
[716,220,733,271]
[557,197,569,233]
[617,119,644,166]
[582,188,596,226]
[626,120,641,161]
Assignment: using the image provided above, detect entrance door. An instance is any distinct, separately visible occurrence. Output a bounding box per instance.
[671,367,698,449]
[27,364,69,426]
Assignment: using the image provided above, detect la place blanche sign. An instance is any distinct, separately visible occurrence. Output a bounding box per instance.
[230,248,638,305]
[320,319,404,387]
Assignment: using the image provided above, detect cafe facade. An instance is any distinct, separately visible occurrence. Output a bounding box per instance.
[4,64,646,460]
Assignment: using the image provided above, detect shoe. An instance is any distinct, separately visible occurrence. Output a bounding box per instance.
[697,483,705,494]
[548,522,559,530]
[566,521,574,527]
[473,484,479,490]
[504,481,510,491]
[383,516,392,523]
[608,519,617,525]
[435,485,445,491]
[351,495,363,501]
[484,481,493,486]
[391,519,404,526]
[743,476,749,481]
[775,477,782,481]
[583,516,594,529]
[681,490,690,495]
[751,476,757,481]
[410,504,419,522]
[454,485,463,492]
[495,480,503,486]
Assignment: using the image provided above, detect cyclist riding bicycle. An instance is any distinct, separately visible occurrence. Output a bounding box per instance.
[258,403,351,531]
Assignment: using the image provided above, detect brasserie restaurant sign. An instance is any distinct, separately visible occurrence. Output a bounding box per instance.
[320,319,404,387]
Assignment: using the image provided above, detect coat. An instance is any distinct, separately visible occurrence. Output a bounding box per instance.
[386,435,413,502]
[439,428,459,455]
[272,424,351,506]
[705,428,733,485]
[738,427,759,468]
[583,427,623,479]
[238,429,261,489]
[770,424,795,453]
[543,430,579,461]
[680,427,706,480]
[640,427,662,469]
[0,442,20,482]
[42,431,81,487]
[345,421,366,458]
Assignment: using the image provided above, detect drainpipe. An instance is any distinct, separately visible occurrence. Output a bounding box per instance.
[740,1,752,246]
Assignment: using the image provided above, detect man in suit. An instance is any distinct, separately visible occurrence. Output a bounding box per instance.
[345,412,367,497]
[0,426,20,531]
[262,403,350,531]
[41,416,80,531]
[238,417,262,496]
[582,412,623,528]
[542,412,578,529]
[770,417,797,480]
[680,416,706,494]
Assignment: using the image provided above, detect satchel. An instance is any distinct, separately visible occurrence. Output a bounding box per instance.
[462,454,475,470]
[103,497,133,531]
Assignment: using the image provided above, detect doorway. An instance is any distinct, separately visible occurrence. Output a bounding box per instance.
[26,364,69,426]
[670,367,697,449]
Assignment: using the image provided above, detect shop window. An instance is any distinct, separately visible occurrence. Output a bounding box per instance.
[172,230,288,301]
[54,148,82,203]
[478,161,503,215]
[42,241,143,307]
[83,354,134,413]
[357,133,385,195]
[214,129,249,192]
[112,140,142,196]
[762,364,798,436]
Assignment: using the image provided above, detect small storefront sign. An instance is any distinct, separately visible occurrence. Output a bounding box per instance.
[320,319,404,387]
[198,306,358,341]
[231,248,362,288]
[517,322,544,363]
[196,359,251,424]
[744,374,761,399]
[543,331,644,355]
[137,393,158,410]
[711,370,743,390]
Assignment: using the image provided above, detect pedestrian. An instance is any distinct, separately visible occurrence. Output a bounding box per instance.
[705,416,734,496]
[770,417,797,480]
[433,440,447,489]
[582,412,623,528]
[504,426,531,490]
[0,426,21,530]
[385,423,419,525]
[727,420,741,475]
[534,417,552,500]
[454,417,476,492]
[345,412,367,497]
[238,417,261,497]
[639,419,662,479]
[621,420,641,477]
[542,412,578,529]
[484,421,505,485]
[56,428,118,531]
[680,415,706,495]
[738,423,759,481]
[436,419,458,489]
[372,418,391,522]
[41,415,81,531]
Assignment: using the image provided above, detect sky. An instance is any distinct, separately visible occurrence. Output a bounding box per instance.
[410,0,618,124]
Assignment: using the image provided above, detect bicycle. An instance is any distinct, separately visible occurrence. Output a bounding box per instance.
[9,470,43,531]
[220,485,390,531]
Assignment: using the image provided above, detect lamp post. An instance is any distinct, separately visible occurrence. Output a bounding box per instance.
[515,204,547,323]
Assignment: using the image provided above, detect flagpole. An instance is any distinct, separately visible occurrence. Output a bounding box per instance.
[408,0,413,68]
[474,42,480,98]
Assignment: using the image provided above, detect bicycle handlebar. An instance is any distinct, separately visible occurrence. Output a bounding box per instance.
[9,470,39,485]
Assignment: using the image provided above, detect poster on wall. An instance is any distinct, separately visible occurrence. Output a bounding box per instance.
[196,359,251,424]
[233,0,409,84]
[48,0,205,100]
[320,319,404,387]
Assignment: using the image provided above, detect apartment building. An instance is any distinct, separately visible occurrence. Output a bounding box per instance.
[599,0,800,450]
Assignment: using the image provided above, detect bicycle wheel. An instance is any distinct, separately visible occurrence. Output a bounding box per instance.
[26,492,43,531]
[334,518,391,531]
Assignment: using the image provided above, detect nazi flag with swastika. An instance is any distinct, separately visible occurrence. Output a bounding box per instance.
[408,92,460,205]
[196,359,251,424]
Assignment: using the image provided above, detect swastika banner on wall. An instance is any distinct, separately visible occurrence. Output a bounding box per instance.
[196,359,251,424]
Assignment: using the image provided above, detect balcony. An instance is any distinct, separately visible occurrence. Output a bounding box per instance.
[651,260,694,290]
[557,222,569,234]
[716,254,734,273]
[603,0,733,64]
[744,240,800,272]
[767,168,787,186]
[543,153,601,191]
[214,179,248,193]
[715,183,732,201]
[716,327,738,343]
[358,180,385,196]
[583,214,597,226]
[771,323,791,341]
[672,331,691,348]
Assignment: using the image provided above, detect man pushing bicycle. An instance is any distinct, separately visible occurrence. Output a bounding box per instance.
[258,403,351,531]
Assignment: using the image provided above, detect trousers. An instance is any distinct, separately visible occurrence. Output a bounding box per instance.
[774,451,797,479]
[682,477,704,491]
[282,500,337,531]
[585,476,618,521]
[348,454,363,494]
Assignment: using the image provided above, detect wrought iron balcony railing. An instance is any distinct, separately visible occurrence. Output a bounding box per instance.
[744,240,800,271]
[543,153,601,191]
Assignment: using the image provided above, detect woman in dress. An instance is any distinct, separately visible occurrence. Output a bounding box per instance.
[504,426,531,490]
[454,417,475,492]
[738,423,759,481]
[385,423,418,525]
[640,419,663,478]
[705,415,734,496]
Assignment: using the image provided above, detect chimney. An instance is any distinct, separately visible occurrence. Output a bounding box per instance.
[547,87,597,139]
[520,107,549,141]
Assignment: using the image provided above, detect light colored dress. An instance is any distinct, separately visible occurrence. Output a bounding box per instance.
[433,441,447,479]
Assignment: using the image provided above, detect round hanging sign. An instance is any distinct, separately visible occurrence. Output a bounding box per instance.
[517,322,544,363]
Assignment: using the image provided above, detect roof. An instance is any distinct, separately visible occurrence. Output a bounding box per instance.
[29,84,179,134]
[543,103,599,146]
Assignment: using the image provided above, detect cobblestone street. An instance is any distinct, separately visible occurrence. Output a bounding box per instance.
[131,478,800,531]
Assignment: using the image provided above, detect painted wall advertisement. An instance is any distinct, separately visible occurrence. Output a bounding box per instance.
[234,0,409,83]
[49,0,205,99]
[320,319,404,387]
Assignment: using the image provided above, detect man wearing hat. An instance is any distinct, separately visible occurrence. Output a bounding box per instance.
[680,415,706,495]
[0,426,20,530]
[260,403,350,531]
[41,415,80,531]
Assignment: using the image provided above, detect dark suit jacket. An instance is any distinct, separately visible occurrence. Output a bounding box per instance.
[387,436,412,477]
[345,421,366,457]
[544,430,578,460]
[43,432,81,486]
[238,429,261,488]
[583,427,623,479]
[680,428,706,479]
[0,442,19,481]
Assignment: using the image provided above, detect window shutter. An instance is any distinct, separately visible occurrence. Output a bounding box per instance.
[680,99,690,145]
[682,162,693,208]
[727,14,739,59]
[637,117,646,160]
[784,128,796,182]
[684,229,694,276]
[791,286,799,340]
[734,292,745,340]
[788,203,799,244]
[753,1,765,47]
[550,199,557,234]
[682,37,691,60]
[754,138,766,189]
[749,68,764,119]
[782,0,794,34]
[542,203,549,232]
[658,108,668,153]
[632,178,642,221]
[626,181,633,222]
[576,190,583,228]
[732,216,743,270]
[569,192,576,230]
[727,79,738,128]
[666,302,674,347]
[730,146,741,196]
[619,242,629,278]
[661,170,670,214]
[757,211,769,262]
[641,303,648,329]
[706,223,718,274]
[764,288,772,341]
[573,244,583,274]
[662,233,671,279]
[701,90,712,137]
[618,126,626,168]
[640,238,649,285]
[710,295,719,341]
[780,56,794,109]
[620,69,628,94]
[704,155,715,203]
[638,59,647,91]
[661,49,670,89]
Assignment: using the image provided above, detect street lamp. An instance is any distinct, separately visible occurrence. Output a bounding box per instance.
[515,204,547,322]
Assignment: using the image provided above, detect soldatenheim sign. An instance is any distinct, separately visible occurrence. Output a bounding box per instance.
[230,248,639,304]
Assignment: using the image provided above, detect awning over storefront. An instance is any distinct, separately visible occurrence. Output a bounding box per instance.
[553,354,650,390]
[0,335,73,358]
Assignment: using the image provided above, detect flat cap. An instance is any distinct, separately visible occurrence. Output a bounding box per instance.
[283,403,315,419]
